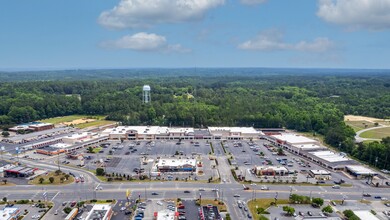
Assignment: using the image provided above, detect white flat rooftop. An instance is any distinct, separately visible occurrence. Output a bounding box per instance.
[309,151,350,163]
[271,133,318,144]
[157,158,196,167]
[346,165,377,175]
[50,143,71,149]
[354,210,380,220]
[208,127,261,134]
[255,166,288,172]
[104,126,168,135]
[64,132,90,140]
[292,144,324,150]
[310,170,331,175]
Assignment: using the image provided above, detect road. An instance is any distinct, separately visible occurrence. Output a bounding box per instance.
[355,125,390,142]
[2,155,390,220]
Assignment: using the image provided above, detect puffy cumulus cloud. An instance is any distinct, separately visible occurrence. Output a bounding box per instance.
[100,32,191,53]
[317,0,390,30]
[238,29,334,53]
[240,0,267,5]
[98,0,225,29]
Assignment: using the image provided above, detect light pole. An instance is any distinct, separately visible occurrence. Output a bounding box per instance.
[199,193,202,206]
[15,147,19,163]
[57,152,61,171]
[274,192,278,205]
[309,191,312,201]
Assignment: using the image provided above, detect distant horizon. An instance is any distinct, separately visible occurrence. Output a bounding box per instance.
[2,66,390,72]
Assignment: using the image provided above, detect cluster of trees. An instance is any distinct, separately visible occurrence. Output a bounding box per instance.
[0,70,389,169]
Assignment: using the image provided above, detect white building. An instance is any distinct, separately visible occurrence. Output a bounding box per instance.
[154,158,197,173]
[268,133,320,153]
[208,127,263,140]
[103,126,195,140]
[0,207,21,220]
[346,165,378,179]
[254,166,289,176]
[153,209,176,220]
[85,204,112,220]
[309,170,332,180]
[307,151,356,171]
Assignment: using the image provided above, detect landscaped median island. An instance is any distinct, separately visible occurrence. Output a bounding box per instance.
[248,194,334,220]
[29,170,74,185]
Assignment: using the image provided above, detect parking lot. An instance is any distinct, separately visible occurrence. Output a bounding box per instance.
[0,204,50,220]
[59,140,216,181]
[225,139,350,184]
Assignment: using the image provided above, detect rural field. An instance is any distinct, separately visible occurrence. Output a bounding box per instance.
[360,127,390,139]
[39,115,115,129]
[344,115,390,139]
[345,120,376,132]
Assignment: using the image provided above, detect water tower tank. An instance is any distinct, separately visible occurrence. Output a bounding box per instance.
[142,85,151,103]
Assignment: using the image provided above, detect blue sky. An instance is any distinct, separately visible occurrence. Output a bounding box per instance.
[1,0,390,69]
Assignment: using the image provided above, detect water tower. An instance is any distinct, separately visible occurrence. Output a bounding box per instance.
[142,85,151,103]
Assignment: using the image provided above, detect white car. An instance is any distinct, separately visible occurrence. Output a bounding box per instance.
[250,183,257,186]
[157,201,163,206]
[260,186,269,190]
[120,207,126,211]
[381,197,388,201]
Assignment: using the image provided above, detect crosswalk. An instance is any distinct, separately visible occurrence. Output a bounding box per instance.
[0,191,59,201]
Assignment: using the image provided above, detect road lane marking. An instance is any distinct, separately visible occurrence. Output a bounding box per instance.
[51,191,60,201]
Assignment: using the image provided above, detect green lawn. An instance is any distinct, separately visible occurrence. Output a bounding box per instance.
[345,120,376,132]
[75,120,116,129]
[39,115,105,124]
[360,127,390,139]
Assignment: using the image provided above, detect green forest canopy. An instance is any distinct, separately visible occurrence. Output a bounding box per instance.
[0,68,389,170]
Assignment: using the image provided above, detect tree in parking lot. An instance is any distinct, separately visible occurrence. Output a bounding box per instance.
[283,206,295,216]
[39,178,45,184]
[96,168,105,176]
[2,197,7,203]
[1,131,10,137]
[55,170,61,175]
[322,205,333,214]
[60,177,65,183]
[49,177,55,184]
[87,146,94,153]
[2,179,7,185]
[312,197,324,207]
[64,174,70,180]
[63,207,72,214]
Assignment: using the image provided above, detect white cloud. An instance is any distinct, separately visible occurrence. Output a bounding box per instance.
[98,0,225,29]
[100,32,191,53]
[240,0,267,5]
[238,29,334,53]
[317,0,390,30]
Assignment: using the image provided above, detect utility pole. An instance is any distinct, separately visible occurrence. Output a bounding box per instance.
[57,152,61,171]
[0,146,4,161]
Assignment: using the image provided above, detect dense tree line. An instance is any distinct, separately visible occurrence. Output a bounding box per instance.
[0,69,389,169]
